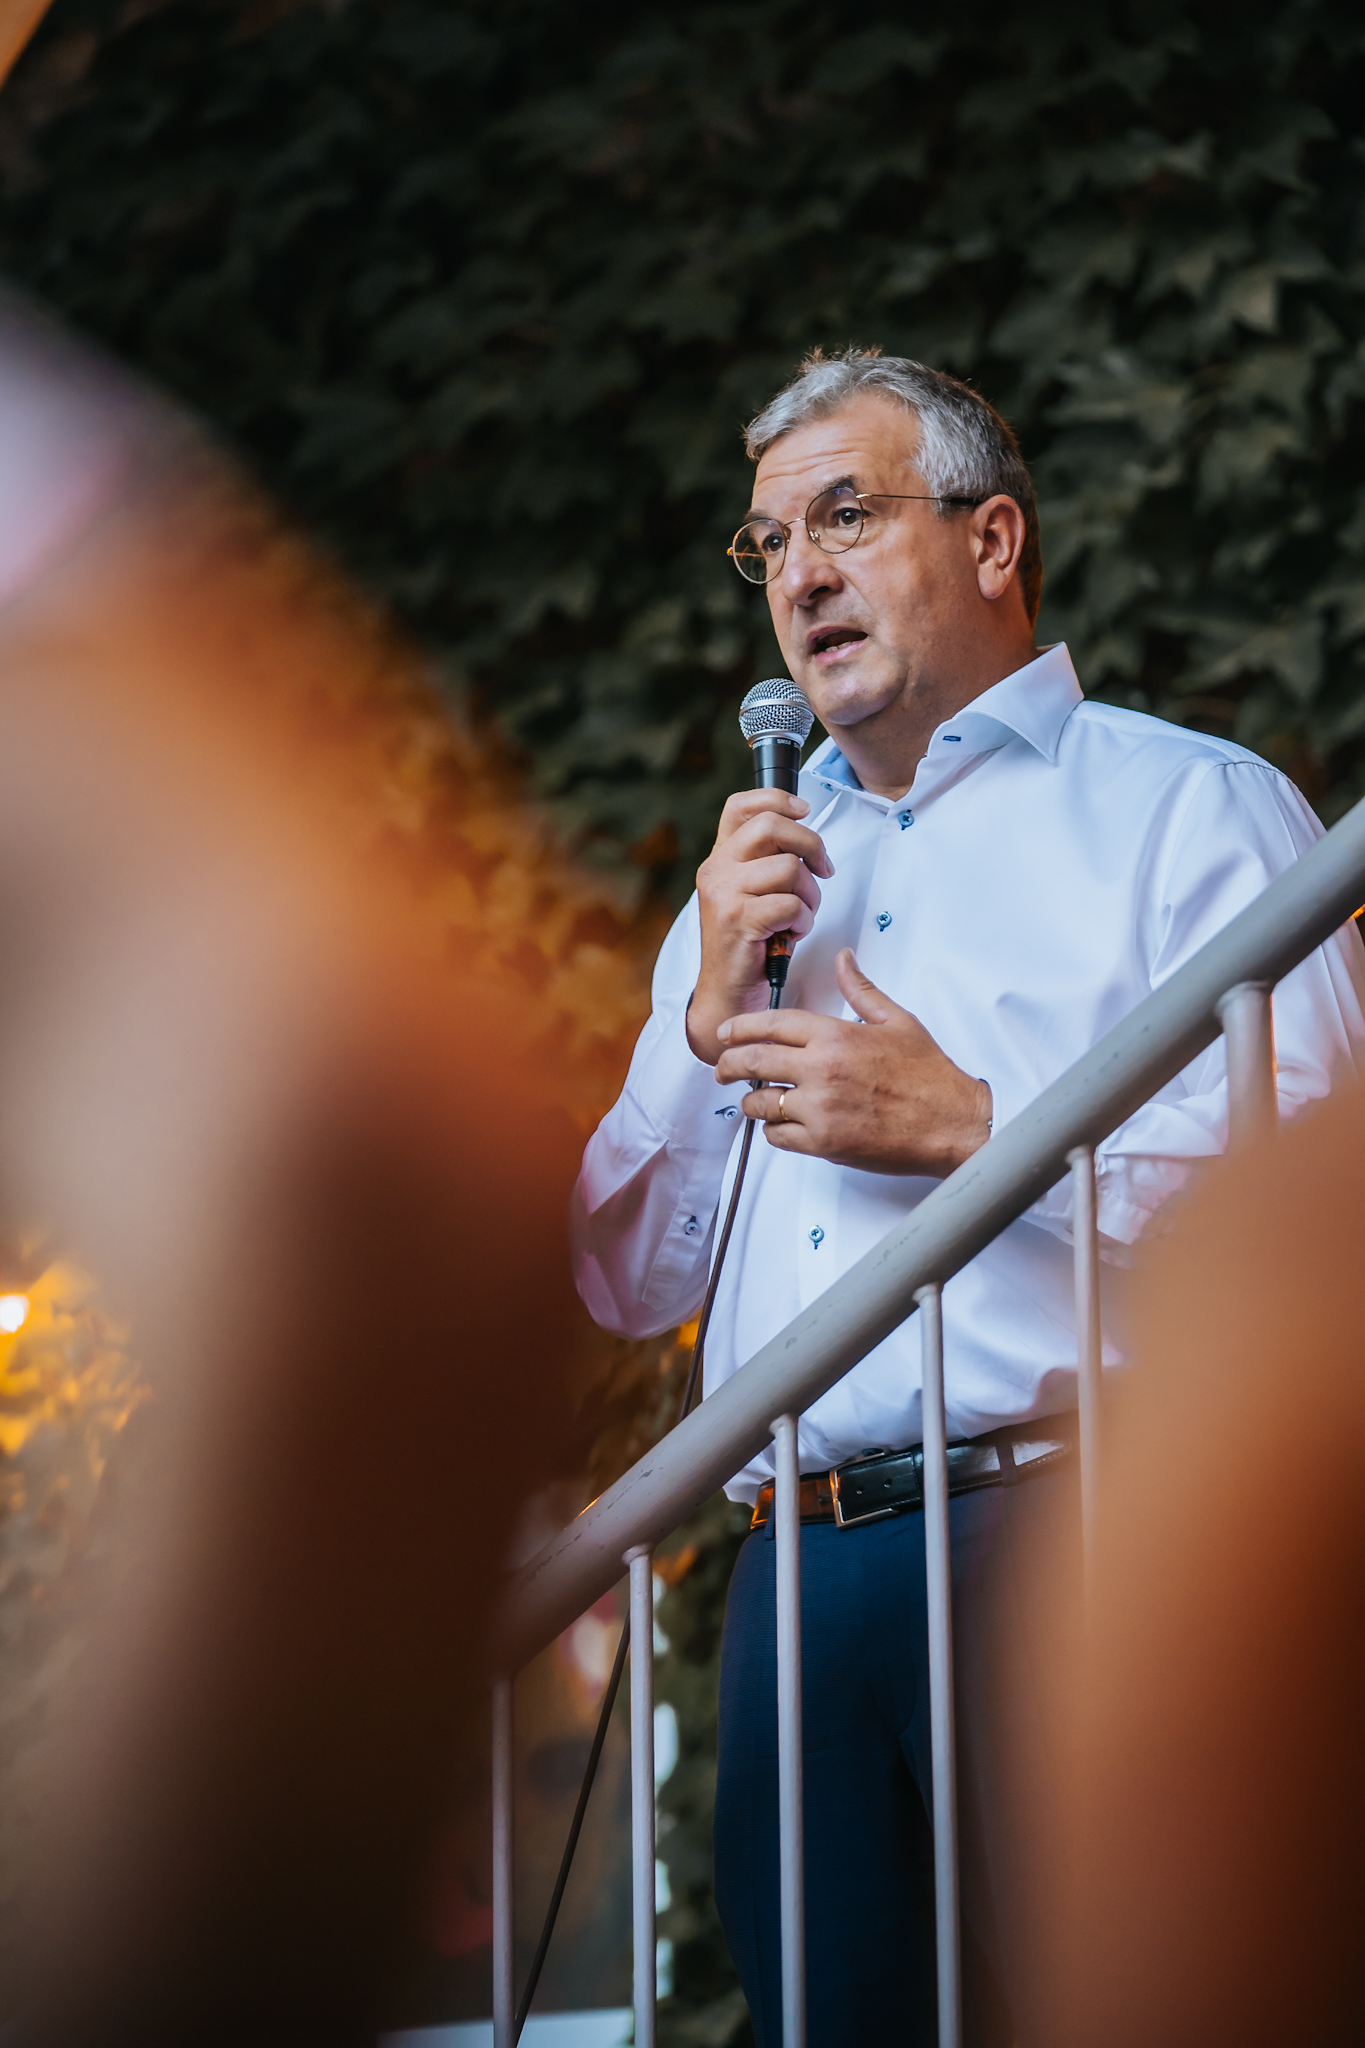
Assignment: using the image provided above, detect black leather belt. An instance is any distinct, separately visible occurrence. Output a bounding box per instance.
[750,1416,1076,1532]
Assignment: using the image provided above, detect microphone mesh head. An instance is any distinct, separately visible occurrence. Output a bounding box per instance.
[738,677,815,748]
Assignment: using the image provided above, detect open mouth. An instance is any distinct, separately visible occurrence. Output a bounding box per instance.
[808,625,868,660]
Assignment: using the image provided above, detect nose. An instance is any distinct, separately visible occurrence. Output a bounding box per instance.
[775,521,842,606]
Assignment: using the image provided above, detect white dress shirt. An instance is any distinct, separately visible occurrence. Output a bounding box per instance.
[573,645,1365,1502]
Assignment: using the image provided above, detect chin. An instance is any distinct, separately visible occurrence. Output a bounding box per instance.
[804,669,898,732]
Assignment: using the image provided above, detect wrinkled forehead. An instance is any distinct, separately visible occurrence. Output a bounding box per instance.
[748,394,923,517]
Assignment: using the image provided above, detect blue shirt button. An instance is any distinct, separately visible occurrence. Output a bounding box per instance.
[714,1105,739,1119]
[809,1226,825,1249]
[898,810,913,829]
[876,912,892,932]
[683,1215,700,1236]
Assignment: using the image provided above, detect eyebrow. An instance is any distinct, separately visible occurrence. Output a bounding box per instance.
[746,472,860,522]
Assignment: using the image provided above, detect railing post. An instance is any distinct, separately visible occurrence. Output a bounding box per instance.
[501,793,1365,1675]
[1067,1144,1103,1583]
[916,1282,962,2048]
[1217,980,1276,1150]
[491,1674,515,2048]
[625,1545,656,2048]
[772,1413,806,2048]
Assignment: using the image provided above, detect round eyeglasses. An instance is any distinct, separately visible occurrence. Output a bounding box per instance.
[728,483,983,585]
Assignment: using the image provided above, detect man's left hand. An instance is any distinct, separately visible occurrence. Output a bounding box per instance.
[714,947,992,1177]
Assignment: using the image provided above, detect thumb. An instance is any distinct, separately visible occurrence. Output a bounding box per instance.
[835,947,907,1027]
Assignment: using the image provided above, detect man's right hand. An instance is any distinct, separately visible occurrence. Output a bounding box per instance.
[685,789,834,1065]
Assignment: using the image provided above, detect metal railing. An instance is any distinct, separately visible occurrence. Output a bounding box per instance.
[490,791,1365,2048]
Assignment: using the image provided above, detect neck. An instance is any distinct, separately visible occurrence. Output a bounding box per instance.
[830,636,1038,801]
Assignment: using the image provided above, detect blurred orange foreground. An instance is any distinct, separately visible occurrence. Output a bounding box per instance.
[0,292,588,2045]
[1025,1094,1364,2047]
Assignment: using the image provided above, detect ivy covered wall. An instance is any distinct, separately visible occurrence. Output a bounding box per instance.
[4,0,1363,904]
[2,3,1362,2041]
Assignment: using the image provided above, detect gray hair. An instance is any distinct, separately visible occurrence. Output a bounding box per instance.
[744,348,1042,623]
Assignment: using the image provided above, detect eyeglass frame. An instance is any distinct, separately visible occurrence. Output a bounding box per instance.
[727,486,985,585]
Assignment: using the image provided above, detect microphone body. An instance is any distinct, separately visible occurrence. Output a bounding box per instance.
[738,677,816,991]
[749,735,803,795]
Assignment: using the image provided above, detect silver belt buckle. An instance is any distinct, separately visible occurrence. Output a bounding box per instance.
[829,1459,904,1531]
[1010,1433,1069,1470]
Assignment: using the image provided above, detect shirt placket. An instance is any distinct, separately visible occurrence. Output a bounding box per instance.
[855,800,917,999]
[791,786,901,1303]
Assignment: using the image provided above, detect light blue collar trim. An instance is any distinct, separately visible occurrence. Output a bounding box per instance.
[803,738,864,789]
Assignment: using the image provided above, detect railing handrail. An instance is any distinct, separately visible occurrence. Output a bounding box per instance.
[496,792,1365,1673]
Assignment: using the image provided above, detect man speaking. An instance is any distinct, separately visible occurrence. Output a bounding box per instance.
[572,350,1365,2044]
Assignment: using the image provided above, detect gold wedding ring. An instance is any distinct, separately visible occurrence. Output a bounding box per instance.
[777,1090,790,1120]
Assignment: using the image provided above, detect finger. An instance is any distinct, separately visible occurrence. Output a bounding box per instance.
[754,1096,820,1154]
[724,891,816,944]
[834,946,909,1028]
[740,1084,800,1125]
[726,852,823,919]
[716,1042,806,1088]
[729,812,834,876]
[716,1007,829,1048]
[715,789,811,842]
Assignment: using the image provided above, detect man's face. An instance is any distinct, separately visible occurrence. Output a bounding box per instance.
[748,393,990,735]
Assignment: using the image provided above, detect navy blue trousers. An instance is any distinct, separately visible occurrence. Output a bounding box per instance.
[713,1465,1078,2048]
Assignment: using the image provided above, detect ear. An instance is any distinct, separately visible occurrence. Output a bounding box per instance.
[971,494,1026,604]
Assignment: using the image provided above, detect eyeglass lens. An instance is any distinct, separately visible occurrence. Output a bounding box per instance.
[730,485,866,584]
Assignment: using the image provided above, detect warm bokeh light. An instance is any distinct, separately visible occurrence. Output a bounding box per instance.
[0,1292,30,1334]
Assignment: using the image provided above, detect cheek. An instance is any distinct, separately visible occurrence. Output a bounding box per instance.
[936,528,989,609]
[874,527,976,630]
[870,559,944,640]
[767,594,798,649]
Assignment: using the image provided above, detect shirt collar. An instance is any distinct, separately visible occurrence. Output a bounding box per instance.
[802,642,1083,786]
[938,643,1082,763]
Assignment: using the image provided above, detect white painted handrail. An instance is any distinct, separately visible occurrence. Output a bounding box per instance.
[497,791,1365,1671]
[492,790,1363,2048]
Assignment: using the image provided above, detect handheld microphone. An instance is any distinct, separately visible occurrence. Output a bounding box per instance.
[738,676,815,990]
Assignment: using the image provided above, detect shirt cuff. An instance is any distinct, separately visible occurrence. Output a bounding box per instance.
[633,995,749,1146]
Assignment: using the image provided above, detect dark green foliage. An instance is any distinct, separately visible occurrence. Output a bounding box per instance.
[584,1335,756,2043]
[654,1497,755,2048]
[4,0,1364,911]
[584,1335,753,2041]
[4,4,1364,2039]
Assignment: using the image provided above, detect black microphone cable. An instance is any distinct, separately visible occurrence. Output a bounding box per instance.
[512,682,812,2038]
